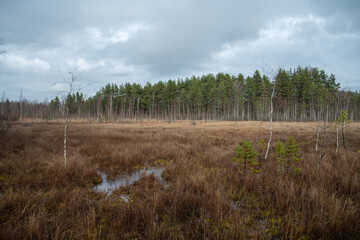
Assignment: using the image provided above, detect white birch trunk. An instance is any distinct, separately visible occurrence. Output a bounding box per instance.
[315,125,320,152]
[343,120,346,148]
[64,107,69,168]
[336,125,339,154]
[265,81,276,160]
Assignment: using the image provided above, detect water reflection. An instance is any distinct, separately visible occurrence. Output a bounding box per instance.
[94,167,169,198]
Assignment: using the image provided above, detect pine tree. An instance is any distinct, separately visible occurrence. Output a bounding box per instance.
[233,140,260,174]
[337,110,351,148]
[275,135,301,174]
[284,135,301,173]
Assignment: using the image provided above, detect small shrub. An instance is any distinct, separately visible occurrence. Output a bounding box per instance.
[233,139,260,173]
[274,141,285,172]
[337,110,351,148]
[257,137,266,152]
[274,135,301,174]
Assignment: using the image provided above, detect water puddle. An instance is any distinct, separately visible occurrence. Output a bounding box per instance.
[95,167,240,208]
[94,167,169,199]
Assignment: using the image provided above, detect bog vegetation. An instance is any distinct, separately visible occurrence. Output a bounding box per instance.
[0,121,359,239]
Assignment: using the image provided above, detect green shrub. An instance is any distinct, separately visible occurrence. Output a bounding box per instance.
[274,135,301,174]
[274,141,285,172]
[257,137,266,152]
[337,110,351,148]
[233,139,260,173]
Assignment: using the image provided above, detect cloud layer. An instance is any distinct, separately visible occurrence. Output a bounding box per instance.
[0,0,359,100]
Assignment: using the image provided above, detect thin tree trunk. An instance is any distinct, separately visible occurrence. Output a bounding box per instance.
[336,125,339,154]
[109,93,113,120]
[265,82,276,161]
[315,125,320,151]
[64,106,69,168]
[97,95,101,123]
[342,120,346,148]
[151,91,155,119]
[20,102,23,122]
[123,97,126,119]
[137,97,140,121]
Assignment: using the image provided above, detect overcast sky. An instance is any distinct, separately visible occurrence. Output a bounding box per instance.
[1,0,359,100]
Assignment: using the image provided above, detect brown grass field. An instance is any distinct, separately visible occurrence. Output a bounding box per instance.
[0,120,359,239]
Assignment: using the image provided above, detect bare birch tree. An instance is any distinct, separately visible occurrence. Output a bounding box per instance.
[55,67,87,168]
[263,65,279,161]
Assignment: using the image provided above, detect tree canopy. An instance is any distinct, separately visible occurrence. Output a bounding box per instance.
[2,66,360,122]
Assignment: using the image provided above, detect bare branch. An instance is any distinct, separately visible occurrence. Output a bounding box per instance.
[53,67,85,95]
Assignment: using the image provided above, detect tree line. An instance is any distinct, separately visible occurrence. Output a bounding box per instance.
[1,66,360,122]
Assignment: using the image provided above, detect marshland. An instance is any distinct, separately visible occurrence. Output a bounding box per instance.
[0,120,359,239]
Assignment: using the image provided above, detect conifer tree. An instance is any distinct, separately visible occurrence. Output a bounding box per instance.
[337,110,351,148]
[275,135,301,174]
[233,140,260,174]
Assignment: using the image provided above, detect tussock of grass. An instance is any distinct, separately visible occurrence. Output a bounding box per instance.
[0,121,359,239]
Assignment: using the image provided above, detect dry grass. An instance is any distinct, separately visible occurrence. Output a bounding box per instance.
[0,120,359,239]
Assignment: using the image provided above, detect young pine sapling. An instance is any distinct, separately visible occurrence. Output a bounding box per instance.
[337,110,351,149]
[274,135,301,174]
[233,140,260,174]
[274,141,285,173]
[257,136,266,153]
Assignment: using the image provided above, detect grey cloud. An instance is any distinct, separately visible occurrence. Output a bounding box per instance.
[0,0,359,100]
[121,0,312,76]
